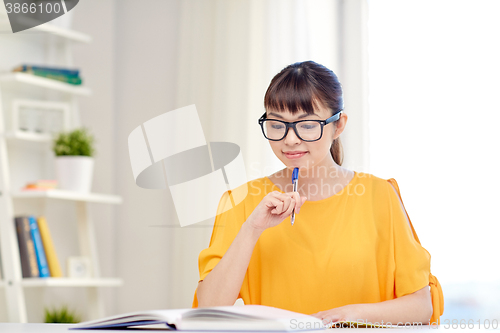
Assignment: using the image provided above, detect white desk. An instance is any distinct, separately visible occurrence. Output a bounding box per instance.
[0,323,489,332]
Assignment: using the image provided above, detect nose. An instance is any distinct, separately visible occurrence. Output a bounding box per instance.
[283,126,301,145]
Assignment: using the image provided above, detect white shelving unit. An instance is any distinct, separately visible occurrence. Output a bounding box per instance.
[0,17,92,43]
[21,278,122,288]
[0,72,92,96]
[0,19,122,323]
[11,190,122,204]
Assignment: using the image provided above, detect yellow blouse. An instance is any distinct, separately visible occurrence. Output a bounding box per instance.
[192,171,442,323]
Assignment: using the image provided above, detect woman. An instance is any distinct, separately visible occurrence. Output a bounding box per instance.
[192,61,443,326]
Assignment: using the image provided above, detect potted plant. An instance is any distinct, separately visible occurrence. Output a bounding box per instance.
[44,305,80,323]
[53,128,95,193]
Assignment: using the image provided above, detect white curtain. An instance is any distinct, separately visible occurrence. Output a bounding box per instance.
[169,0,369,307]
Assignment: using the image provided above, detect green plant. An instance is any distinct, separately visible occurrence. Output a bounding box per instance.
[53,128,95,157]
[44,305,81,323]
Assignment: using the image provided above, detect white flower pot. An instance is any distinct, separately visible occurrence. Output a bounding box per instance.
[55,156,94,193]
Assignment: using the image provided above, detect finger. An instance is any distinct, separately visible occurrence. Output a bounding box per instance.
[294,193,306,213]
[282,196,292,213]
[280,192,300,209]
[290,193,306,214]
[272,200,284,214]
[282,197,295,216]
[269,192,291,213]
[289,192,300,213]
[299,196,307,213]
[322,314,343,325]
[310,312,324,318]
[265,197,283,215]
[322,318,338,327]
[274,194,291,214]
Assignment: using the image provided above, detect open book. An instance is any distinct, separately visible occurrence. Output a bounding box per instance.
[71,305,327,331]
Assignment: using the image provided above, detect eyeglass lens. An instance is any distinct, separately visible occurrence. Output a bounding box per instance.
[263,120,321,141]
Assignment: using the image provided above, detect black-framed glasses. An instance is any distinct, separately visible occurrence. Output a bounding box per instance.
[258,110,343,142]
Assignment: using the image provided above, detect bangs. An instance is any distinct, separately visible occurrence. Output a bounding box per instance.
[264,71,326,115]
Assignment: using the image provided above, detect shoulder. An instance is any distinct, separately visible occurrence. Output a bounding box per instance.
[354,172,408,217]
[220,176,273,208]
[352,173,414,231]
[354,171,395,196]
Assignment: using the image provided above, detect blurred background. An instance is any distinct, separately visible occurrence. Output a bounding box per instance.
[0,0,498,324]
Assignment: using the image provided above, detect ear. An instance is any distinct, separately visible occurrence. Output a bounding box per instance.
[333,113,348,140]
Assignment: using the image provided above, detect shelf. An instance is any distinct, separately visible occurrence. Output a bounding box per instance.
[0,18,92,43]
[29,23,92,43]
[3,131,52,143]
[12,190,122,204]
[21,278,123,288]
[0,73,91,96]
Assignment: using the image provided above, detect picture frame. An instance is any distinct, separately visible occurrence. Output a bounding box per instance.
[66,256,92,279]
[11,99,71,136]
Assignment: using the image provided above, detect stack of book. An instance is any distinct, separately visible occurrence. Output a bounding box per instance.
[22,180,58,191]
[14,216,63,278]
[13,64,83,85]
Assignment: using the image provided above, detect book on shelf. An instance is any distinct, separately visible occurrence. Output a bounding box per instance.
[22,180,58,191]
[14,215,63,278]
[28,216,50,278]
[37,216,63,277]
[15,216,40,278]
[13,64,82,85]
[13,65,80,77]
[71,305,326,331]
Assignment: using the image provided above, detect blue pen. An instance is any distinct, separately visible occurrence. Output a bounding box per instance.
[290,167,299,226]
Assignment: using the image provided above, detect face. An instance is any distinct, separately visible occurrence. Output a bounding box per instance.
[266,105,347,174]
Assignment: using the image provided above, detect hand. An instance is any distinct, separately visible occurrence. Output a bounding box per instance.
[310,304,360,326]
[245,191,307,232]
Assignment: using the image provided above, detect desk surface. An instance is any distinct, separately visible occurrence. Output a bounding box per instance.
[0,323,488,332]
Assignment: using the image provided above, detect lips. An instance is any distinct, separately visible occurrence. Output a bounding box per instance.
[283,151,308,159]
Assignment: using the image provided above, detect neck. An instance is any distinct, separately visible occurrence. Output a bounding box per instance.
[278,161,352,199]
[277,159,348,185]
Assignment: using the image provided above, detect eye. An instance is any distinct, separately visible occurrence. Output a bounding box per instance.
[299,122,319,130]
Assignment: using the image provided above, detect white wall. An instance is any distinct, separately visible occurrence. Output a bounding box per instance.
[74,0,184,315]
[112,0,183,312]
[72,0,118,317]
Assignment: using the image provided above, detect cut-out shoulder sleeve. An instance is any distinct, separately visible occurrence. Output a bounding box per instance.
[386,180,430,298]
[388,182,413,230]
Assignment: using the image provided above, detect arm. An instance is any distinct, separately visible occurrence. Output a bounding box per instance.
[196,190,306,307]
[312,285,433,325]
[353,285,433,324]
[196,221,263,307]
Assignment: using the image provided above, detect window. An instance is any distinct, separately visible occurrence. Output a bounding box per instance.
[368,0,500,320]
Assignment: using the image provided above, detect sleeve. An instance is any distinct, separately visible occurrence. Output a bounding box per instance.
[192,190,246,308]
[386,180,431,298]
